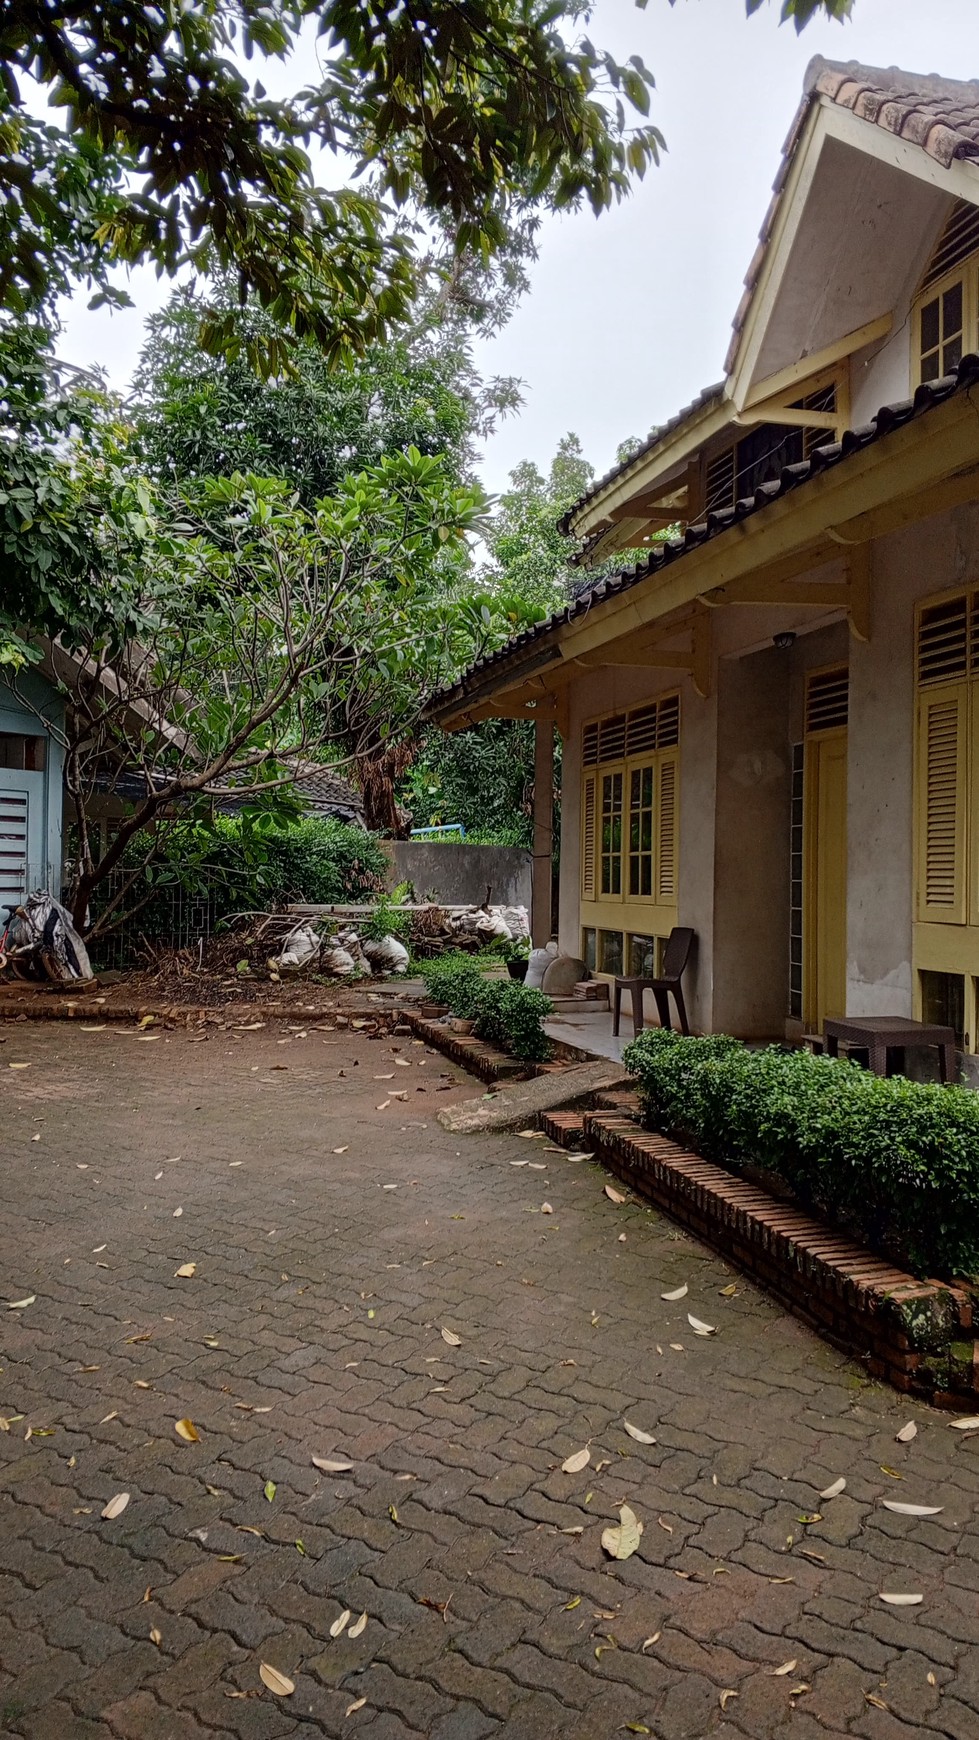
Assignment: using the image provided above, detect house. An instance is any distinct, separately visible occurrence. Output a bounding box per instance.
[0,666,65,910]
[427,58,979,1074]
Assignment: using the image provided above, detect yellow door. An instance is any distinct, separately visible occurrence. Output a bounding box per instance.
[805,729,848,1028]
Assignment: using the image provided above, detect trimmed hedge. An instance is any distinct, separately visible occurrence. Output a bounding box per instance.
[624,1028,979,1280]
[418,954,552,1064]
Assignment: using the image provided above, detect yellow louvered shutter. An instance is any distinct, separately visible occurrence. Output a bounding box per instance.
[916,683,967,923]
[581,773,596,900]
[656,751,678,902]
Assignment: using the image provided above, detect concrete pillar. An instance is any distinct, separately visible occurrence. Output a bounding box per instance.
[532,717,554,945]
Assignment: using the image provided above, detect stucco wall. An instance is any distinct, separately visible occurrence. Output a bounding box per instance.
[711,646,791,1038]
[380,841,531,911]
[845,504,979,1017]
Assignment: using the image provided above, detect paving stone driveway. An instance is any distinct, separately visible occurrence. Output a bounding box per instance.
[2,1020,979,1740]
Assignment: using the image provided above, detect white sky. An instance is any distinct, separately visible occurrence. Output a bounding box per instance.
[54,0,979,497]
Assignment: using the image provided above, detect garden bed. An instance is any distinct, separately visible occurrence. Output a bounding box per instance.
[539,1089,979,1406]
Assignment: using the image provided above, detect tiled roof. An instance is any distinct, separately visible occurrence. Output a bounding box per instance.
[725,56,979,372]
[429,355,979,716]
[562,58,979,533]
[557,383,723,537]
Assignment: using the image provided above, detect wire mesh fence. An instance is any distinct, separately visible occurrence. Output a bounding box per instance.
[76,871,224,971]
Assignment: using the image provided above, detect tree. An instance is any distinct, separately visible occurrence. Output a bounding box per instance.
[0,1,666,365]
[406,433,596,843]
[8,450,485,931]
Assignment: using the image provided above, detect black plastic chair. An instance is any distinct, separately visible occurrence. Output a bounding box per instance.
[611,927,695,1038]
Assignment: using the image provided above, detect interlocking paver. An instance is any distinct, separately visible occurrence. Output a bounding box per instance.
[2,1020,979,1739]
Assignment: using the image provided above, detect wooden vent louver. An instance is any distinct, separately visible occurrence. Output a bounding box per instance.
[805,668,848,735]
[581,774,596,900]
[585,694,681,765]
[582,722,599,767]
[598,714,626,762]
[918,594,968,685]
[921,200,979,293]
[923,700,962,910]
[657,759,676,899]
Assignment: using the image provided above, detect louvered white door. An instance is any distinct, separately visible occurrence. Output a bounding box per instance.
[0,785,30,908]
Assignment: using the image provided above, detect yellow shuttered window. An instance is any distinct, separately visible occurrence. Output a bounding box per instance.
[581,773,597,901]
[657,752,678,901]
[580,695,680,909]
[916,682,967,923]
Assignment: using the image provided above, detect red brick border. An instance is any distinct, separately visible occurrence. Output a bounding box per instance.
[574,1109,978,1405]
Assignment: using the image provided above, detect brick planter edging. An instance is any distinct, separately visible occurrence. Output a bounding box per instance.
[578,1109,979,1407]
[403,1011,549,1083]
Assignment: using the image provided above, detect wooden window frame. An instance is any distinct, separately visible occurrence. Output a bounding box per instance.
[579,695,681,949]
[913,259,977,389]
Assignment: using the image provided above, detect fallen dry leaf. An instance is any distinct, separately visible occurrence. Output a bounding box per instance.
[333,1147,349,1155]
[882,1502,943,1516]
[641,1633,661,1651]
[818,1477,846,1500]
[949,1417,979,1431]
[264,1480,276,1502]
[604,1184,626,1204]
[440,1327,462,1347]
[896,1421,918,1443]
[348,1611,368,1639]
[623,1421,656,1445]
[879,1592,923,1605]
[174,1418,200,1443]
[661,1284,687,1302]
[719,1282,738,1296]
[99,1410,118,1424]
[602,1504,643,1560]
[769,1661,798,1676]
[172,1207,183,1218]
[8,1061,30,1069]
[312,1456,353,1473]
[5,1294,35,1310]
[541,1201,553,1214]
[259,1663,294,1696]
[345,1696,367,1716]
[175,1263,196,1278]
[719,1690,739,1710]
[687,1313,716,1335]
[149,1627,162,1646]
[101,1492,130,1520]
[330,1609,351,1638]
[561,1446,591,1474]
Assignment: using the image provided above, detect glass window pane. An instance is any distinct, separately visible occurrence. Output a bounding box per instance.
[629,855,640,895]
[944,334,963,374]
[642,768,653,805]
[920,296,940,353]
[600,930,623,975]
[920,349,940,383]
[641,859,652,896]
[943,280,963,336]
[629,934,656,977]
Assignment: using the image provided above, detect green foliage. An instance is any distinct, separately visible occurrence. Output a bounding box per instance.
[473,981,553,1063]
[624,1030,979,1279]
[418,952,552,1060]
[0,1,665,363]
[362,883,413,943]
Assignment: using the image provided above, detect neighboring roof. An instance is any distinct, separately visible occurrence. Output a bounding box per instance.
[725,56,979,372]
[289,765,364,824]
[429,354,979,716]
[90,763,365,825]
[557,383,723,535]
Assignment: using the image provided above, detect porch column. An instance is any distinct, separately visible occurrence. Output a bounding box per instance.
[532,715,554,945]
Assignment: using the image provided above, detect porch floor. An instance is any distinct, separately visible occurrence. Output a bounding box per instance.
[545,1004,639,1064]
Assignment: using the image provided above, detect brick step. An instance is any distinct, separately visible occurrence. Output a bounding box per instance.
[582,1110,976,1407]
[591,1088,642,1117]
[539,1109,586,1146]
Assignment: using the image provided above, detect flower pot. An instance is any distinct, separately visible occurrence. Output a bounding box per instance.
[507,959,528,981]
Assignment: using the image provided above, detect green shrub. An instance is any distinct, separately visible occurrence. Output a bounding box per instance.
[623,1028,979,1279]
[473,981,553,1063]
[418,953,552,1062]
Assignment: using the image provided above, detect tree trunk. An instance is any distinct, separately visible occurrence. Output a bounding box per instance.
[355,742,415,836]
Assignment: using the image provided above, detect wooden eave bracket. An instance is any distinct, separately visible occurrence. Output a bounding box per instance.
[571,605,712,699]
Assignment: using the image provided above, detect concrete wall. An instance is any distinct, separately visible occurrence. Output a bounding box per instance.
[380,841,531,911]
[711,645,791,1038]
[845,503,979,1018]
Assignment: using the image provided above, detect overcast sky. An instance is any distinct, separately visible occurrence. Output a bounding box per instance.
[54,0,979,497]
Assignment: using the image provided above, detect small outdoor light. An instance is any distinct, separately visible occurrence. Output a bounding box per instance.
[773,630,797,650]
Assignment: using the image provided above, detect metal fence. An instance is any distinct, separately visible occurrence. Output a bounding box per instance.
[78,871,224,971]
